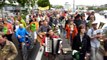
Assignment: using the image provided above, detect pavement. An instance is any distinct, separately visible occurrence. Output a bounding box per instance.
[12,34,22,60]
[12,33,39,60]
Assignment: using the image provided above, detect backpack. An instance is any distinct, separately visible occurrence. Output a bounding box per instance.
[91,29,94,36]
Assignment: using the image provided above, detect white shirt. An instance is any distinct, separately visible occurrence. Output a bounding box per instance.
[15,25,19,32]
[26,14,30,23]
[80,35,83,42]
[87,28,100,48]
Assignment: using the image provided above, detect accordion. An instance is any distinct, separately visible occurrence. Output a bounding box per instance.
[45,37,62,54]
[98,22,105,29]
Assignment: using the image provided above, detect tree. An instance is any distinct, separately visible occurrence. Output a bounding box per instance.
[53,5,63,9]
[0,0,37,8]
[88,6,95,10]
[30,0,36,7]
[0,0,12,8]
[0,0,5,8]
[17,0,37,7]
[17,0,27,7]
[37,0,51,7]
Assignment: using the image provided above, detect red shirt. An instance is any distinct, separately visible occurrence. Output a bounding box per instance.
[42,35,59,45]
[4,23,13,34]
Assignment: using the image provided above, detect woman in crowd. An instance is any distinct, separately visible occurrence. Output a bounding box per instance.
[72,24,91,60]
[65,20,78,45]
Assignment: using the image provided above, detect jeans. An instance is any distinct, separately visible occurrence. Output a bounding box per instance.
[91,47,103,60]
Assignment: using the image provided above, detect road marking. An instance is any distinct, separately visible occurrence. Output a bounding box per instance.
[35,46,44,60]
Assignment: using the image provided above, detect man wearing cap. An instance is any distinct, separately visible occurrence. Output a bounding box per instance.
[87,21,104,60]
[0,34,18,60]
[86,14,95,30]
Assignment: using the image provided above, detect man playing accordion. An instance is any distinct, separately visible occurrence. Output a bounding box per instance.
[41,29,62,60]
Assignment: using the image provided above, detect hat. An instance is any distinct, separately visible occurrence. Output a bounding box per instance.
[92,20,98,24]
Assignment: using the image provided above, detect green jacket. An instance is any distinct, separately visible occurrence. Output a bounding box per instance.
[3,27,8,34]
[30,23,36,32]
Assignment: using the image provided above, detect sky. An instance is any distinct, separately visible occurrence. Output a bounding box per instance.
[50,0,107,6]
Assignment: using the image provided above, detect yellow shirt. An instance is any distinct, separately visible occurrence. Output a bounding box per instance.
[20,19,26,28]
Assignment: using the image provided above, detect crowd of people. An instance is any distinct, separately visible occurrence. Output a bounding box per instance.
[0,9,107,60]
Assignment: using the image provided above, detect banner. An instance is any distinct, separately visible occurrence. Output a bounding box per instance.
[38,6,49,10]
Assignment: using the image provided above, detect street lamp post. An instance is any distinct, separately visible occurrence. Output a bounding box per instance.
[0,0,5,21]
[73,0,75,13]
[13,1,19,16]
[0,0,10,20]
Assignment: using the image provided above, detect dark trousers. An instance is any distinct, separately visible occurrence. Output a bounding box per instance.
[104,56,107,60]
[6,34,13,42]
[70,34,72,45]
[48,54,56,60]
[79,53,85,60]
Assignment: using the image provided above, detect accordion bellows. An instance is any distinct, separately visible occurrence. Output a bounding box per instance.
[45,37,62,54]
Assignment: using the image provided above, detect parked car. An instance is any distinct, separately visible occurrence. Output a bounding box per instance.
[99,10,107,15]
[104,13,107,18]
[99,11,105,15]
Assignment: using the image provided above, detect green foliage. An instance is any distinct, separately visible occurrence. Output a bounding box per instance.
[8,0,13,4]
[17,0,27,7]
[88,6,107,12]
[17,0,37,7]
[79,7,84,10]
[53,5,63,9]
[37,0,51,7]
[50,4,52,7]
[21,13,26,20]
[30,0,36,7]
[0,0,37,8]
[88,7,95,10]
[0,2,5,8]
[95,8,107,11]
[0,0,19,8]
[88,4,107,12]
[0,0,12,8]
